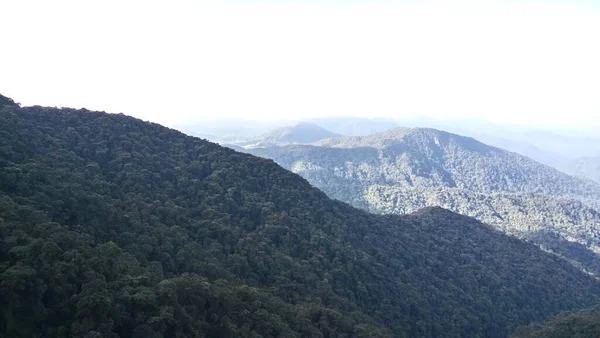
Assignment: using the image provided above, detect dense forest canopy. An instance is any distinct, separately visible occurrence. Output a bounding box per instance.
[2,96,600,337]
[513,305,600,338]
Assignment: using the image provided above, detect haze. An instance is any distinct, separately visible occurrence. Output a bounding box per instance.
[1,0,599,133]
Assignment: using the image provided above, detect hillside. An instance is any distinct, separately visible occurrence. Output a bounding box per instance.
[279,127,600,201]
[366,187,600,273]
[567,156,600,184]
[2,97,600,337]
[248,127,600,274]
[513,306,600,338]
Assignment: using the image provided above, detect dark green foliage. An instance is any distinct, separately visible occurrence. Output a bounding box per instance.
[1,101,600,337]
[0,95,18,107]
[513,306,600,338]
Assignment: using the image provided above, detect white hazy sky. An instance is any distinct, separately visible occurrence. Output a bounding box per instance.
[1,0,599,130]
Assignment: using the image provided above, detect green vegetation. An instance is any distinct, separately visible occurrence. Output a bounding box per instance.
[2,97,600,337]
[513,306,600,338]
[246,128,600,275]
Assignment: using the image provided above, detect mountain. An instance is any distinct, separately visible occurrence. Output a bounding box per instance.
[247,122,341,147]
[394,117,599,171]
[181,122,341,149]
[247,127,600,274]
[2,98,600,337]
[308,117,399,136]
[176,119,295,144]
[310,127,600,201]
[567,157,600,184]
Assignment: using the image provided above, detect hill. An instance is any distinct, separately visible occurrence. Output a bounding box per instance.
[247,127,600,274]
[2,98,600,337]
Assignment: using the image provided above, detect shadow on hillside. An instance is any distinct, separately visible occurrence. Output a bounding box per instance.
[527,230,600,276]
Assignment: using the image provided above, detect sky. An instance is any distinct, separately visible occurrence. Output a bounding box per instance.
[1,0,599,131]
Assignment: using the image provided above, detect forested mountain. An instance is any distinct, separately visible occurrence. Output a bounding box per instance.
[436,131,569,171]
[567,157,600,184]
[274,127,600,201]
[2,96,600,337]
[394,117,600,163]
[246,127,600,275]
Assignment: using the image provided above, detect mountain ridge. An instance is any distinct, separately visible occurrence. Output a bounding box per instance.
[254,127,600,200]
[246,127,600,275]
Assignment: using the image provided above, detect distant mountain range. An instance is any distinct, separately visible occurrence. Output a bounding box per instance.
[234,122,341,148]
[178,116,600,177]
[176,119,294,143]
[396,117,600,171]
[246,127,600,275]
[178,117,399,144]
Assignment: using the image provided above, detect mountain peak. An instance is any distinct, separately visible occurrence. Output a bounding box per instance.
[257,122,341,144]
[314,126,495,153]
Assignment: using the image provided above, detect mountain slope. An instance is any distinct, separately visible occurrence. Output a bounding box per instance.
[2,99,600,337]
[366,186,600,273]
[513,306,600,338]
[394,117,600,161]
[247,127,600,274]
[274,127,600,201]
[567,156,600,184]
